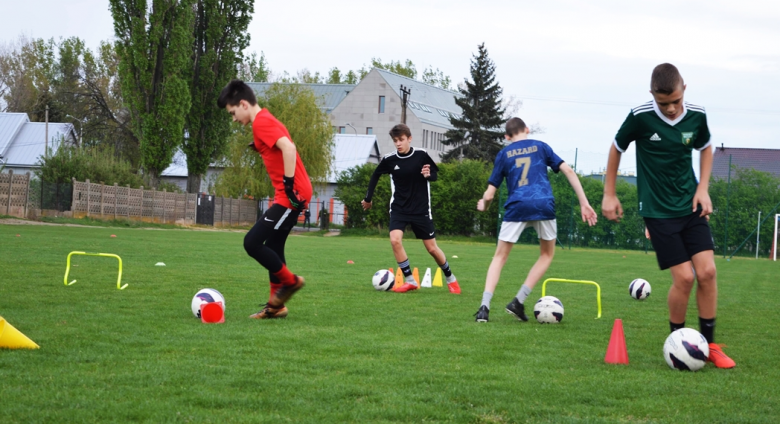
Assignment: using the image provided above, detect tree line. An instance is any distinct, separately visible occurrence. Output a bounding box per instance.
[336,160,780,257]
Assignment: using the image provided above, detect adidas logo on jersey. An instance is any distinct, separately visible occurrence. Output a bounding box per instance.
[650,133,662,141]
[394,165,400,170]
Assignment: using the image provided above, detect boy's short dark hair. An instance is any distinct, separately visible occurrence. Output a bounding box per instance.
[217,79,257,108]
[650,63,684,95]
[505,117,527,137]
[389,124,412,140]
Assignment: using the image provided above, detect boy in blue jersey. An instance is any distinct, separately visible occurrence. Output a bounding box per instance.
[474,118,597,322]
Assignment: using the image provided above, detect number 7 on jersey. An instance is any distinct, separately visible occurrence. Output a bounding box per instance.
[515,157,531,187]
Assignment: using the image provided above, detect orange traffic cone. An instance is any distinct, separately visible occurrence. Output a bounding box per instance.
[605,319,628,364]
[412,267,420,285]
[393,268,404,292]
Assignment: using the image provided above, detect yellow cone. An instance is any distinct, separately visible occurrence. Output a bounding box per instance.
[0,316,40,349]
[433,268,443,287]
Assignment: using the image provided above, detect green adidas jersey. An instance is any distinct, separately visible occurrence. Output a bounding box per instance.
[614,101,711,218]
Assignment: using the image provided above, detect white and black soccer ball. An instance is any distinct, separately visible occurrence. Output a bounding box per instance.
[372,269,395,291]
[191,288,225,318]
[629,278,651,300]
[663,328,710,371]
[534,296,564,324]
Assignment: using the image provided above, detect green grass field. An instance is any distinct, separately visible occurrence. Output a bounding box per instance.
[1,223,778,423]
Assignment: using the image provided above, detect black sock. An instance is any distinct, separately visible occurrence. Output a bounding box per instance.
[670,321,685,333]
[699,317,715,344]
[398,258,412,278]
[439,261,452,278]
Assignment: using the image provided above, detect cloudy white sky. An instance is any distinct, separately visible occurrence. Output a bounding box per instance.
[3,0,780,174]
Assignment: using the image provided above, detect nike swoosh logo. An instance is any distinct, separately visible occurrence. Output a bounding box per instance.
[264,218,274,222]
[429,232,434,236]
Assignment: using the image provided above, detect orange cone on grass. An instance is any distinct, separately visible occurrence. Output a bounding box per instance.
[412,267,420,285]
[393,268,404,292]
[605,319,628,364]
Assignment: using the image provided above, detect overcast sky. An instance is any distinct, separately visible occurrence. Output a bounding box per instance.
[3,0,779,174]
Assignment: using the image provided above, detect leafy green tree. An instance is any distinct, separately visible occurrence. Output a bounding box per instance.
[35,144,144,187]
[359,58,417,80]
[432,160,496,235]
[710,167,780,257]
[109,0,195,188]
[442,43,505,163]
[422,66,451,90]
[334,163,391,229]
[214,83,333,198]
[238,51,270,82]
[184,0,253,193]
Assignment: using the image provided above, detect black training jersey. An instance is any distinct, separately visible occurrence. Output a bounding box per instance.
[364,147,438,217]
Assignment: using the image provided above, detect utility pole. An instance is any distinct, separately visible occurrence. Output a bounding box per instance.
[45,105,49,158]
[400,85,411,124]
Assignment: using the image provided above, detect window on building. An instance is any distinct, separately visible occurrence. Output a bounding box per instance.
[366,127,373,135]
[339,127,346,134]
[420,104,431,112]
[378,96,385,113]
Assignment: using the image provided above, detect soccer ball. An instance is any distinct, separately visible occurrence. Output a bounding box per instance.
[534,296,564,324]
[191,288,225,318]
[663,328,710,371]
[629,278,651,300]
[372,269,395,291]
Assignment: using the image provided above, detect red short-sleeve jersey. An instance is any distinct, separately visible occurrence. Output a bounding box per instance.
[252,109,312,209]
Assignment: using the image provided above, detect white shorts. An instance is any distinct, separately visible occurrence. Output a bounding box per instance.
[498,220,557,243]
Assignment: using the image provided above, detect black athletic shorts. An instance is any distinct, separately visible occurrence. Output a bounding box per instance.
[389,212,436,240]
[644,211,714,270]
[259,203,301,233]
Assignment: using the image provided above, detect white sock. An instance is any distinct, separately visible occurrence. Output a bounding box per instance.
[516,285,532,304]
[481,291,493,309]
[446,274,457,284]
[405,275,418,286]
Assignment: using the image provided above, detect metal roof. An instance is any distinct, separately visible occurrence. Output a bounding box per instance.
[0,113,77,167]
[0,112,29,159]
[328,134,381,183]
[373,68,462,130]
[713,146,780,180]
[160,149,189,177]
[246,83,356,114]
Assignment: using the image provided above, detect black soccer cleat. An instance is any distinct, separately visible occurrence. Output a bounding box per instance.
[505,298,528,321]
[474,305,490,323]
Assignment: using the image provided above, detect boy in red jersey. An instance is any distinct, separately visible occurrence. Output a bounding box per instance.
[218,80,311,319]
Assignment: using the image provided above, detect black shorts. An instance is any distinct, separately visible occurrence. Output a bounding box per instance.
[644,211,714,270]
[259,204,301,233]
[389,213,436,240]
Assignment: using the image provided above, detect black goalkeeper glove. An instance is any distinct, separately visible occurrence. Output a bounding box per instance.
[283,176,305,210]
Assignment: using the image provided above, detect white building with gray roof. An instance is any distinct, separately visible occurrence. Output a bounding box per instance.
[328,68,461,162]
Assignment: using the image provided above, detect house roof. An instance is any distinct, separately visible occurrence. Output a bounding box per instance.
[0,113,77,167]
[246,82,356,114]
[373,68,462,130]
[712,146,780,180]
[328,134,381,183]
[0,112,29,159]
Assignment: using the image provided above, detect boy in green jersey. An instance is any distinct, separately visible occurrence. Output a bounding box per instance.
[602,63,735,369]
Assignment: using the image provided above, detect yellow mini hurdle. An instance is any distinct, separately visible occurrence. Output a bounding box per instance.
[541,278,601,319]
[64,251,127,290]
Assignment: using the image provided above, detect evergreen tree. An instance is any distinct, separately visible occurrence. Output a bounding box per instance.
[184,0,253,193]
[109,0,195,188]
[441,43,505,163]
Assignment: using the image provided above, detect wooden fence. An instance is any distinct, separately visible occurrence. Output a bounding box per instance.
[71,179,198,224]
[0,170,32,218]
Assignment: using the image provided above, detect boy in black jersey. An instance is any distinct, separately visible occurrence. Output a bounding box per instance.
[362,124,460,294]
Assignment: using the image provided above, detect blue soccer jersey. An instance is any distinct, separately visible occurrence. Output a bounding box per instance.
[488,139,564,222]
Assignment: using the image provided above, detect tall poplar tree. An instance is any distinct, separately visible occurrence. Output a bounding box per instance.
[184,0,253,193]
[442,43,505,162]
[109,0,194,187]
